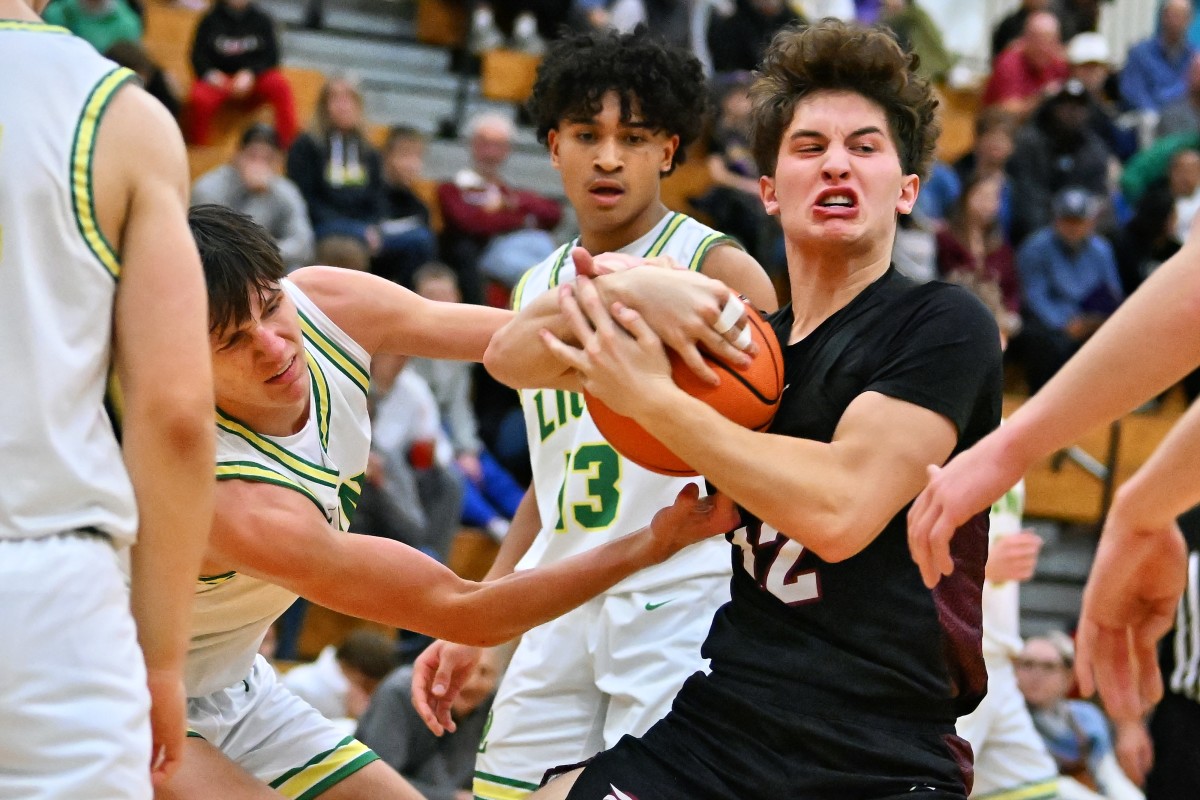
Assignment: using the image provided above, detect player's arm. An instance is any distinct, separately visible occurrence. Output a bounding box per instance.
[410,484,543,735]
[909,216,1200,585]
[539,279,985,562]
[208,478,735,645]
[288,266,512,362]
[486,250,764,391]
[97,85,216,782]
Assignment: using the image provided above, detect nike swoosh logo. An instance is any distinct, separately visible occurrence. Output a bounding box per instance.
[605,785,638,800]
[644,600,674,611]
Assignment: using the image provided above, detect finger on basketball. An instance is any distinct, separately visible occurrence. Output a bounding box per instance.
[611,302,659,347]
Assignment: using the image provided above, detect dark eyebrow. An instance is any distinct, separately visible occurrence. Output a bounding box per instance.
[789,125,885,140]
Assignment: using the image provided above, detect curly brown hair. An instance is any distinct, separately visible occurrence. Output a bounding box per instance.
[749,19,940,180]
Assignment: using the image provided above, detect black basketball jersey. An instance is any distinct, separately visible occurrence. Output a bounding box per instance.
[702,267,1003,725]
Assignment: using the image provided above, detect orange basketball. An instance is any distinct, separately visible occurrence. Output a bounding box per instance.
[584,300,784,476]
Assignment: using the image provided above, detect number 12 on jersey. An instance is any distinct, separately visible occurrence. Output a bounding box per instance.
[730,521,821,605]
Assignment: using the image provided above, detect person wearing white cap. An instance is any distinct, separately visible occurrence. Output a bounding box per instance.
[1067,32,1139,160]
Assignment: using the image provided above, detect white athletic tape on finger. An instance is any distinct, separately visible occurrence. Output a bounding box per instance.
[732,323,753,351]
[714,294,744,334]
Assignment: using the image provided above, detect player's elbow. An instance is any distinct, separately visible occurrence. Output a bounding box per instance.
[130,388,214,458]
[786,495,874,563]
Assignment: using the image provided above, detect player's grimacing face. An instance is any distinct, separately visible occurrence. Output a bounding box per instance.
[760,90,917,254]
[547,91,678,234]
[209,286,306,412]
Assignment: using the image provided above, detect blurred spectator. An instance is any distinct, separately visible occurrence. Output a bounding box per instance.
[408,263,526,542]
[437,112,561,304]
[706,0,803,76]
[1111,184,1179,295]
[952,107,1016,233]
[105,38,183,121]
[187,0,298,147]
[1067,32,1139,160]
[1008,79,1114,245]
[691,72,779,270]
[1119,0,1195,113]
[1119,129,1200,204]
[375,126,438,288]
[356,651,500,800]
[1056,0,1106,44]
[605,0,691,50]
[1169,147,1200,242]
[880,0,953,82]
[289,76,434,279]
[912,159,961,228]
[360,353,465,563]
[1017,633,1145,799]
[282,629,396,728]
[936,174,1022,341]
[992,0,1053,60]
[43,0,141,54]
[983,11,1070,121]
[891,212,938,283]
[191,123,314,271]
[466,3,561,54]
[1157,52,1200,137]
[1013,187,1123,391]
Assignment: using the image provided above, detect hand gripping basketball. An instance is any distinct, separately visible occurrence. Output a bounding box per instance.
[585,298,784,476]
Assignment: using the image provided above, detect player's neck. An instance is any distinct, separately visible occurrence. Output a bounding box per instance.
[0,1,42,20]
[784,247,891,344]
[577,203,670,256]
[223,396,311,438]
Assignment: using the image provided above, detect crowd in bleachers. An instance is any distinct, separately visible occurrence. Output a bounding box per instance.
[45,0,1200,796]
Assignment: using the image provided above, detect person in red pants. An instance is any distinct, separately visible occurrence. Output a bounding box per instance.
[187,0,297,147]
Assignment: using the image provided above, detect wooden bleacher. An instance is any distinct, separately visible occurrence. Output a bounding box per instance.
[1010,389,1186,525]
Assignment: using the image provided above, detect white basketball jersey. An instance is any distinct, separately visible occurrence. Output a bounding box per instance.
[513,212,737,593]
[0,22,138,544]
[984,479,1026,660]
[187,281,372,696]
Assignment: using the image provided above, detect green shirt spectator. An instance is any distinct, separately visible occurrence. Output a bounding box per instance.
[1120,130,1200,204]
[44,0,142,55]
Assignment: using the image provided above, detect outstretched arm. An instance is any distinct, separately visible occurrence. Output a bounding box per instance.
[290,266,513,362]
[207,479,736,646]
[410,486,543,735]
[908,222,1200,587]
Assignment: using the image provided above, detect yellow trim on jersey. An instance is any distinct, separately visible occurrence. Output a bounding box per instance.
[215,461,327,517]
[0,20,71,33]
[70,66,135,281]
[974,778,1059,800]
[473,770,541,800]
[546,241,576,289]
[197,571,236,586]
[270,736,379,799]
[644,211,686,257]
[510,259,541,311]
[688,232,738,272]
[214,412,340,488]
[297,308,369,396]
[305,351,331,450]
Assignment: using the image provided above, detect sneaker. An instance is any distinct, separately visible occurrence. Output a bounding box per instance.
[468,4,505,55]
[510,12,546,56]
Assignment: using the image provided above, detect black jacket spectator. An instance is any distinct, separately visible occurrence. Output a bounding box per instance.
[191,1,280,78]
[707,0,802,75]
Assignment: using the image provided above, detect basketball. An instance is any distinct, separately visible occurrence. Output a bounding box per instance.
[585,300,784,476]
